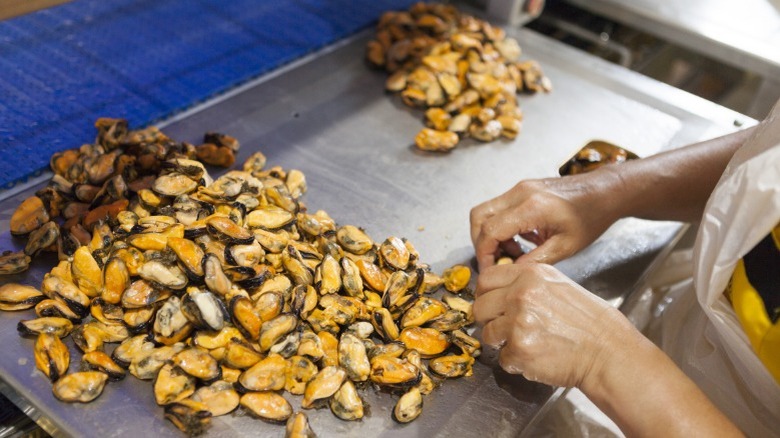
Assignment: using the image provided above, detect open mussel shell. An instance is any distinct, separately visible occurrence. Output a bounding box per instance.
[52,371,108,403]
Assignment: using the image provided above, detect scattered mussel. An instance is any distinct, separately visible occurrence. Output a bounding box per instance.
[1,118,238,277]
[1,121,478,436]
[366,3,551,151]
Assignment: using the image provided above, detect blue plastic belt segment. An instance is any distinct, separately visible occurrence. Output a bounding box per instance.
[0,0,416,188]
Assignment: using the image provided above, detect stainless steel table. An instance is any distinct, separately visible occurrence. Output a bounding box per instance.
[0,24,752,438]
[562,0,780,116]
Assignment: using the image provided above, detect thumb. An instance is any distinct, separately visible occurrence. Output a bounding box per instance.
[516,235,572,265]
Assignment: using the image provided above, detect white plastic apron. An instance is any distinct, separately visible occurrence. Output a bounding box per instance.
[653,102,780,437]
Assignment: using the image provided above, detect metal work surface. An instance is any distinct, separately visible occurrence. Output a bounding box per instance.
[562,0,780,79]
[0,27,751,437]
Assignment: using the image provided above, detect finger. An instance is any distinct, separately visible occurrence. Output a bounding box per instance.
[516,235,572,265]
[470,196,513,246]
[475,264,525,296]
[469,204,493,246]
[480,314,511,348]
[475,213,528,272]
[498,344,526,376]
[473,288,508,323]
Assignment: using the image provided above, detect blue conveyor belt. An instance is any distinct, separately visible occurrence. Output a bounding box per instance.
[0,0,415,188]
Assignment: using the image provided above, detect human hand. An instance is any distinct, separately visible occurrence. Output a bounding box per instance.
[469,174,620,272]
[473,262,637,388]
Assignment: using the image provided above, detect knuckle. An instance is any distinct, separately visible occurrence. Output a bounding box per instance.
[507,289,525,307]
[514,179,538,193]
[474,270,493,292]
[472,299,486,322]
[523,261,548,277]
[481,322,500,347]
[525,191,551,210]
[469,205,482,223]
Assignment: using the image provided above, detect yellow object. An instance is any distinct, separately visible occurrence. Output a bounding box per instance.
[728,224,780,385]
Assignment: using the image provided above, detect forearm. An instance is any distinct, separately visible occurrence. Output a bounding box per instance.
[581,314,743,437]
[589,126,757,224]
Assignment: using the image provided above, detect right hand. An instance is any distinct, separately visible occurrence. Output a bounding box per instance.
[470,173,619,272]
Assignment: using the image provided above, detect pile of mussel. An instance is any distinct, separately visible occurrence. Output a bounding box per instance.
[0,121,479,436]
[2,118,239,276]
[366,2,551,152]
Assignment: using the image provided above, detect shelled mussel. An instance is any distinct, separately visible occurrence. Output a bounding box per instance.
[1,120,479,437]
[366,2,551,151]
[1,118,238,276]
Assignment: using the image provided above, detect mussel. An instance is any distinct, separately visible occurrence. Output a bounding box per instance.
[52,371,108,403]
[240,391,293,423]
[34,333,70,382]
[0,283,45,311]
